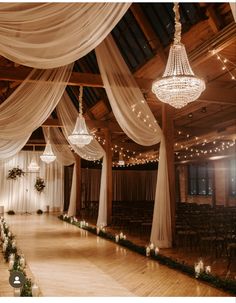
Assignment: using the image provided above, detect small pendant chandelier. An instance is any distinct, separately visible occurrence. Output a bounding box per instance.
[152,3,205,109]
[40,128,56,164]
[28,145,40,172]
[68,86,93,148]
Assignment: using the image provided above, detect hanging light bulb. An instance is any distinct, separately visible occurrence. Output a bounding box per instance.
[118,153,125,166]
[68,86,93,148]
[152,3,205,109]
[28,145,40,172]
[40,128,56,164]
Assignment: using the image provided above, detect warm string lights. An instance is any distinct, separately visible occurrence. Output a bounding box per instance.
[175,139,235,160]
[111,142,159,167]
[210,50,236,80]
[130,100,159,133]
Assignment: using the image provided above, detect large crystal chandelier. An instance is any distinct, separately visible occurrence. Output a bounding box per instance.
[28,146,40,172]
[152,3,205,109]
[40,128,56,164]
[68,86,93,148]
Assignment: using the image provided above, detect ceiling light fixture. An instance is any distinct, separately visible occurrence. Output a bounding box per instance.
[40,128,56,164]
[68,86,93,148]
[152,3,205,109]
[28,145,40,172]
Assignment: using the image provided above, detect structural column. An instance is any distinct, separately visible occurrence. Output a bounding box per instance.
[104,129,113,225]
[162,104,176,242]
[74,154,82,216]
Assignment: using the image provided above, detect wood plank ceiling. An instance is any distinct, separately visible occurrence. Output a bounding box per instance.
[0,2,235,167]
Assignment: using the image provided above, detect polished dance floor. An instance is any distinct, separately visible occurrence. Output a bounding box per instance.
[2,214,229,296]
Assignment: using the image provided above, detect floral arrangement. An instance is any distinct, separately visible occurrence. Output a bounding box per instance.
[7,166,25,180]
[0,217,34,297]
[59,215,236,295]
[34,177,45,193]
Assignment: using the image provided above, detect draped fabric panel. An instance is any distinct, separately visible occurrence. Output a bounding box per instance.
[43,127,76,217]
[95,35,172,247]
[0,151,64,212]
[0,3,130,68]
[0,136,30,160]
[82,168,157,203]
[0,2,129,159]
[0,65,73,160]
[57,94,107,226]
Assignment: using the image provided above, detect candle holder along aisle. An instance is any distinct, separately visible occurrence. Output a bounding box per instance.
[0,216,40,297]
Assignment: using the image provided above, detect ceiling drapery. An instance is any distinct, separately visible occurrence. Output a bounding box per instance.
[43,127,76,217]
[0,3,130,69]
[95,35,172,248]
[0,3,129,160]
[57,93,107,226]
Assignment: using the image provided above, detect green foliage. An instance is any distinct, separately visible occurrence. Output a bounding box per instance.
[4,241,17,262]
[7,166,25,180]
[21,278,32,297]
[34,177,46,192]
[59,215,236,295]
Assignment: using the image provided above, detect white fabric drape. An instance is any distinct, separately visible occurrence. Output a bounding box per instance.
[95,35,172,247]
[0,151,64,212]
[43,127,76,217]
[0,136,30,160]
[0,65,73,160]
[57,93,107,226]
[0,3,130,69]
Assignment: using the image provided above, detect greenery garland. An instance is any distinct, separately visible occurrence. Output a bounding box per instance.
[0,217,33,297]
[58,214,236,295]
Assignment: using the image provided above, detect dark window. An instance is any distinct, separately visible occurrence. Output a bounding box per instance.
[229,159,236,196]
[188,163,213,196]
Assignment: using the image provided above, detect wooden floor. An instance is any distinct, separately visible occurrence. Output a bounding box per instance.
[1,214,229,297]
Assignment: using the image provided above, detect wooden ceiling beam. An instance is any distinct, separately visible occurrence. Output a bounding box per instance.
[42,118,123,133]
[130,3,167,63]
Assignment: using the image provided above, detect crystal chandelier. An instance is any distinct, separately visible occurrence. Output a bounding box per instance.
[152,3,205,109]
[40,128,56,164]
[68,86,93,148]
[28,146,40,172]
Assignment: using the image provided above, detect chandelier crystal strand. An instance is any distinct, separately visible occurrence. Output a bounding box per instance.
[68,86,93,148]
[152,3,205,109]
[40,127,56,164]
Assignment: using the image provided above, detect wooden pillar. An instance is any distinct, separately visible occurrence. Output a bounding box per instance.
[162,104,176,242]
[104,129,113,225]
[75,154,82,216]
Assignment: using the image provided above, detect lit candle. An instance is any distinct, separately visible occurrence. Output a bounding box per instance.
[32,283,39,297]
[146,246,150,257]
[85,222,88,227]
[194,263,201,278]
[115,235,119,243]
[14,289,21,297]
[19,257,25,268]
[9,253,15,262]
[154,247,159,256]
[123,235,126,240]
[3,242,7,252]
[102,227,105,232]
[198,259,204,272]
[119,232,124,239]
[149,243,154,250]
[9,260,14,270]
[205,265,211,274]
